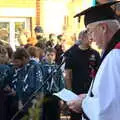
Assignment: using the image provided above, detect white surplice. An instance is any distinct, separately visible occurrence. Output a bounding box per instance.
[82,49,120,120]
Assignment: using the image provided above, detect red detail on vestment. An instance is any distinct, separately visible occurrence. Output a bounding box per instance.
[114,42,120,49]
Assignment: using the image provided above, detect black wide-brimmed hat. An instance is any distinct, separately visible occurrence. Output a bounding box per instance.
[74,1,120,26]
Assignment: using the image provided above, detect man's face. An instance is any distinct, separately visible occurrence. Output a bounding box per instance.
[78,30,93,48]
[79,33,90,46]
[87,23,106,49]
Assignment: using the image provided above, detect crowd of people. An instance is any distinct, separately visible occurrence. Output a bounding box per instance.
[0,22,76,120]
[0,31,66,120]
[1,1,120,120]
[0,24,100,120]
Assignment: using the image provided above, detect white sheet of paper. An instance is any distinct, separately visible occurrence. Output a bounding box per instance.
[53,88,79,102]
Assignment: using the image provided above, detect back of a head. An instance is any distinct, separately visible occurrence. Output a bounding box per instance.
[35,42,46,50]
[57,34,63,41]
[6,45,13,59]
[13,47,30,60]
[27,46,39,58]
[45,47,56,54]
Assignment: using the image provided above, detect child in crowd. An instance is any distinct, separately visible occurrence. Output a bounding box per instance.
[42,47,65,120]
[10,48,43,119]
[27,46,40,62]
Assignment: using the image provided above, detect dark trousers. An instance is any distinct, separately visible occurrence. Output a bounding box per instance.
[0,90,7,120]
[6,95,29,120]
[6,95,20,120]
[42,94,60,120]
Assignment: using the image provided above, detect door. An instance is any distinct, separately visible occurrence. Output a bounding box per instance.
[0,18,30,51]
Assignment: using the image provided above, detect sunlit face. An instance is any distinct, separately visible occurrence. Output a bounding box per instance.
[78,31,91,47]
[46,52,56,63]
[87,23,105,49]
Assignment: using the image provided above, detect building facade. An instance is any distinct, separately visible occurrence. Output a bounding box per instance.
[0,0,96,50]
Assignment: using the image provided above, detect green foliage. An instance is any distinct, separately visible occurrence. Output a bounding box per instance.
[21,94,55,120]
[22,98,43,120]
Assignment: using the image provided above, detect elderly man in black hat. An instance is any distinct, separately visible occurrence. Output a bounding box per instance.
[67,1,120,120]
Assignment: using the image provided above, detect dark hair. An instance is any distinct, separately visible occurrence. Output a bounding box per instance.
[34,26,43,33]
[49,33,55,39]
[24,44,32,49]
[6,45,13,59]
[0,45,7,55]
[46,41,53,48]
[27,46,39,58]
[13,48,30,60]
[45,47,56,54]
[35,42,46,50]
[57,34,63,41]
[0,45,8,64]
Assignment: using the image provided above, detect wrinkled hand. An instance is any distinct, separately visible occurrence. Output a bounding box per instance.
[67,94,86,113]
[60,100,65,109]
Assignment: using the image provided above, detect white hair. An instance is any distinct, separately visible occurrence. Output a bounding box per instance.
[87,20,120,32]
[105,20,120,32]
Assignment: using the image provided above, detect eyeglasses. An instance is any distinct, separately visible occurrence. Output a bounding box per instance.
[87,23,100,37]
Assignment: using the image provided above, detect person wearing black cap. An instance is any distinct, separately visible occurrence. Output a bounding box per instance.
[67,1,120,120]
[34,26,43,40]
[34,26,47,45]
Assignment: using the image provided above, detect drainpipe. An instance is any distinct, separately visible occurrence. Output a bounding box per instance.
[36,0,40,25]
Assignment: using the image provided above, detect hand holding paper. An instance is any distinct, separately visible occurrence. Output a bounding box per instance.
[53,88,86,113]
[53,88,79,102]
[67,97,83,113]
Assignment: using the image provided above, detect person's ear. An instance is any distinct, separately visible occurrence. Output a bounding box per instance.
[99,23,108,33]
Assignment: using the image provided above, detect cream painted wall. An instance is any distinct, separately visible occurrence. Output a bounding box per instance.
[40,0,68,35]
[0,8,35,17]
[0,0,36,8]
[66,0,94,34]
[0,0,36,36]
